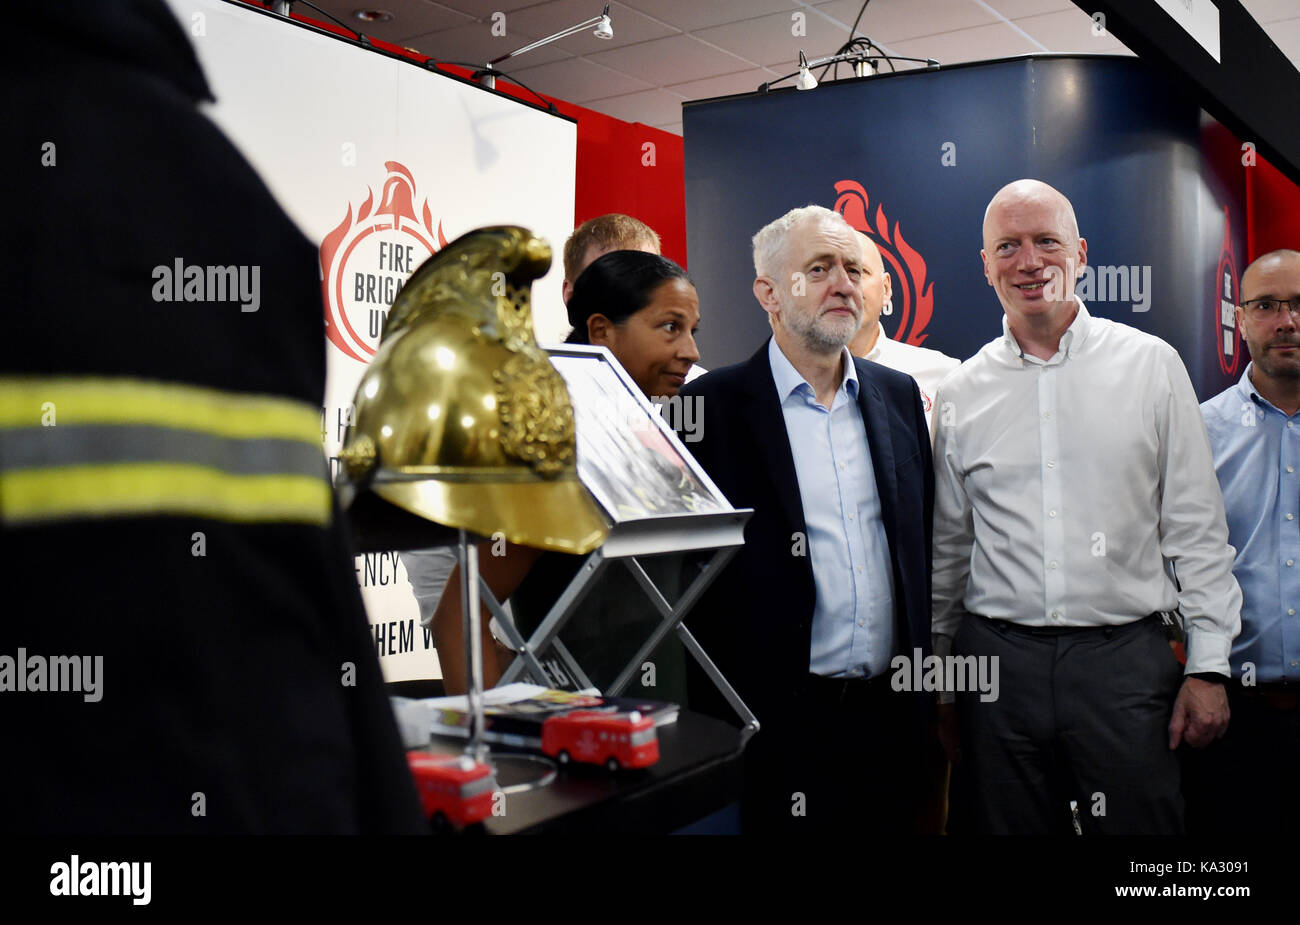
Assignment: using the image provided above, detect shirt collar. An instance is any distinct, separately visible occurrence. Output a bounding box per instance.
[1237,362,1293,415]
[768,336,859,403]
[1235,364,1260,403]
[1001,297,1094,365]
[863,324,890,363]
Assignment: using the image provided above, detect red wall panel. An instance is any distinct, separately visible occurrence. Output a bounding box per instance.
[1247,153,1300,261]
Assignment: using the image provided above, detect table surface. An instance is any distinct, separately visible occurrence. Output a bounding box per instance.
[429,709,746,834]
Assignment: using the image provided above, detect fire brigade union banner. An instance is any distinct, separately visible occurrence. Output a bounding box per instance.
[172,0,578,681]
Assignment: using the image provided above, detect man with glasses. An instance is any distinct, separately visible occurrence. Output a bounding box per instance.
[1194,248,1300,834]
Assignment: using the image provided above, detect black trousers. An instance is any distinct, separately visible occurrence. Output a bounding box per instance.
[1182,683,1300,835]
[739,674,927,834]
[952,614,1184,835]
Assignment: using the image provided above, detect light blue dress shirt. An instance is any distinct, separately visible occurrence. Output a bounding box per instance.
[768,338,895,677]
[1202,365,1300,683]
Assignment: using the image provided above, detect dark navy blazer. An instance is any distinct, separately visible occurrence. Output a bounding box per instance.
[678,339,935,738]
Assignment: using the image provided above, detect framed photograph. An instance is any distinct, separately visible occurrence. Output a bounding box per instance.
[545,345,732,524]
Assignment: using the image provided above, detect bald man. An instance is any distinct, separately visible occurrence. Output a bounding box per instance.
[930,179,1241,834]
[1193,248,1300,834]
[848,233,959,432]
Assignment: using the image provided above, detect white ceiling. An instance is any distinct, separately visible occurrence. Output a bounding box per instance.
[304,0,1300,136]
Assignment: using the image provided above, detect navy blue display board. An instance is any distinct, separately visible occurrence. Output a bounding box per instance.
[683,55,1247,401]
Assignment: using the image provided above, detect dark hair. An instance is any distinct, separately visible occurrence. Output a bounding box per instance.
[565,250,692,344]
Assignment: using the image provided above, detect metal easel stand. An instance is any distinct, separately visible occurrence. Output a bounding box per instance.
[457,529,488,763]
[488,518,761,745]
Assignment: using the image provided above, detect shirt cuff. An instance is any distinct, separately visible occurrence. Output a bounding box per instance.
[1183,624,1233,678]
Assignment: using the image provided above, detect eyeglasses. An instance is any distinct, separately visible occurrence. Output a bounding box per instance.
[1240,297,1300,318]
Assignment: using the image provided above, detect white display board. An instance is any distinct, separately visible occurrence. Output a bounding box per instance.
[171,0,578,680]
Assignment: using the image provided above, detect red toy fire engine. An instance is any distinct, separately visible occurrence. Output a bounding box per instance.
[540,710,659,771]
[406,752,498,828]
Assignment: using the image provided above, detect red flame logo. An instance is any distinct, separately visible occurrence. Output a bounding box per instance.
[833,180,934,347]
[319,161,448,363]
[1215,206,1241,376]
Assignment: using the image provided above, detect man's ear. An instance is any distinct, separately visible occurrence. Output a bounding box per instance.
[882,271,893,303]
[980,249,992,286]
[1075,236,1088,276]
[561,278,574,305]
[753,276,779,313]
[587,313,615,346]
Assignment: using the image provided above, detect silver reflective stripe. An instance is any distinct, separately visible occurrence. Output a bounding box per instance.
[0,425,326,478]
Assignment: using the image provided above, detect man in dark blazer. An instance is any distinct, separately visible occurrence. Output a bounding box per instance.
[680,205,935,833]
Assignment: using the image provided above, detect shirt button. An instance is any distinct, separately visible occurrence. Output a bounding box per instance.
[1049,510,1057,518]
[1046,460,1056,468]
[1288,514,1296,521]
[1288,560,1295,567]
[1290,422,1295,429]
[847,513,854,521]
[857,619,865,628]
[1049,560,1058,569]
[1051,610,1062,620]
[1290,609,1297,616]
[839,462,846,470]
[1042,412,1052,421]
[1289,466,1296,474]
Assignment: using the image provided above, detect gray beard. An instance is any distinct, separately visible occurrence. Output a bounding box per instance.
[785,308,854,354]
[774,296,857,353]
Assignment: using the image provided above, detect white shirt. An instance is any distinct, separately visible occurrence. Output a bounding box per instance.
[768,339,895,677]
[931,301,1241,676]
[860,327,961,432]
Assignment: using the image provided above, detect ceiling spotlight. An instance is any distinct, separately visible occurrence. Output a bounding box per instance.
[759,46,938,94]
[353,9,394,23]
[484,5,615,85]
[796,51,818,91]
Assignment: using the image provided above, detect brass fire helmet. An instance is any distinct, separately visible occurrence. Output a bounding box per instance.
[339,226,608,554]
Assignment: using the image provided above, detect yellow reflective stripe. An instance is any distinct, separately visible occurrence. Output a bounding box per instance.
[1,463,331,526]
[0,377,321,443]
